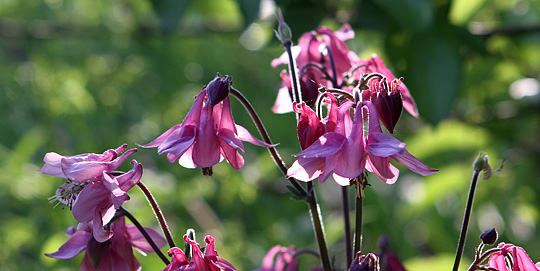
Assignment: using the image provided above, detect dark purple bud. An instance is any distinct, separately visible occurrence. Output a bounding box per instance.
[349,252,380,271]
[480,228,498,245]
[87,235,111,268]
[207,73,232,106]
[370,78,403,134]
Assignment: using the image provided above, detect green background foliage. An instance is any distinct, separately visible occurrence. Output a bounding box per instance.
[1,0,540,270]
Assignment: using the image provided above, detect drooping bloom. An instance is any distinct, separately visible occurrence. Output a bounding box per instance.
[163,235,237,271]
[488,243,540,271]
[355,55,418,117]
[271,24,355,113]
[142,75,272,171]
[287,101,365,186]
[71,161,143,242]
[46,217,166,271]
[362,101,438,184]
[253,245,322,271]
[40,144,137,183]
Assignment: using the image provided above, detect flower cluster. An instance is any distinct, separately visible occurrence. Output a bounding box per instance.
[40,145,168,269]
[274,25,438,186]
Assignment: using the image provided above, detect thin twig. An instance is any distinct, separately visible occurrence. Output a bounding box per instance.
[137,181,176,248]
[119,207,170,265]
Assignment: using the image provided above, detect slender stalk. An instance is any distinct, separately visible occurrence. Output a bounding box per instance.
[342,186,352,265]
[306,185,332,271]
[354,186,364,254]
[137,181,176,248]
[284,41,302,105]
[229,87,306,196]
[119,207,170,265]
[322,44,339,88]
[453,171,481,271]
[230,87,331,270]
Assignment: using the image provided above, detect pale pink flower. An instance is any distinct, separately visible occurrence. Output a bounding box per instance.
[142,81,272,171]
[488,243,540,271]
[40,144,137,183]
[71,161,143,242]
[46,217,166,271]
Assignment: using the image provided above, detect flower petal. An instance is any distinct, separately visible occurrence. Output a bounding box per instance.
[295,133,347,158]
[286,158,325,182]
[46,230,90,259]
[366,132,406,157]
[391,150,439,176]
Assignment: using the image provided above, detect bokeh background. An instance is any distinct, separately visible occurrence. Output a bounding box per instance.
[1,0,540,270]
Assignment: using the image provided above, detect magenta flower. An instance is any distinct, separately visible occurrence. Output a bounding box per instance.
[255,246,298,271]
[271,24,355,113]
[40,144,137,183]
[362,101,438,184]
[295,93,338,150]
[254,245,322,271]
[71,161,143,242]
[163,235,237,271]
[488,243,540,271]
[356,56,419,117]
[46,217,166,271]
[142,81,272,171]
[287,101,366,186]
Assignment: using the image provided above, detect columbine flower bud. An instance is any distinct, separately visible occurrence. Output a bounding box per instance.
[370,77,403,134]
[207,73,232,106]
[349,252,380,271]
[480,228,498,245]
[274,9,292,44]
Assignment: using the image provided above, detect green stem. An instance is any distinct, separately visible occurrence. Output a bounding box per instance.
[137,181,176,248]
[342,186,352,265]
[453,171,481,271]
[306,183,332,271]
[119,207,170,265]
[354,186,364,254]
[229,87,306,196]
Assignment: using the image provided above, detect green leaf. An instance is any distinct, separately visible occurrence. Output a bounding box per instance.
[235,0,261,27]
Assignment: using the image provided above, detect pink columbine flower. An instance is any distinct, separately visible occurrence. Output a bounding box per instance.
[295,93,338,150]
[40,144,137,183]
[271,24,355,113]
[46,217,166,271]
[163,235,237,271]
[362,101,438,184]
[142,76,272,171]
[488,243,540,271]
[287,101,366,186]
[71,160,143,242]
[254,245,322,271]
[355,56,419,117]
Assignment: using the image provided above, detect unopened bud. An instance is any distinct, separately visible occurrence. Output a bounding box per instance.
[350,252,380,271]
[207,73,231,106]
[274,9,292,44]
[480,228,498,245]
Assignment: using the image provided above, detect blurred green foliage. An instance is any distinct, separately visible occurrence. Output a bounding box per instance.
[1,0,540,270]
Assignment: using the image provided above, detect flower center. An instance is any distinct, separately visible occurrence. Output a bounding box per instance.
[48,181,88,209]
